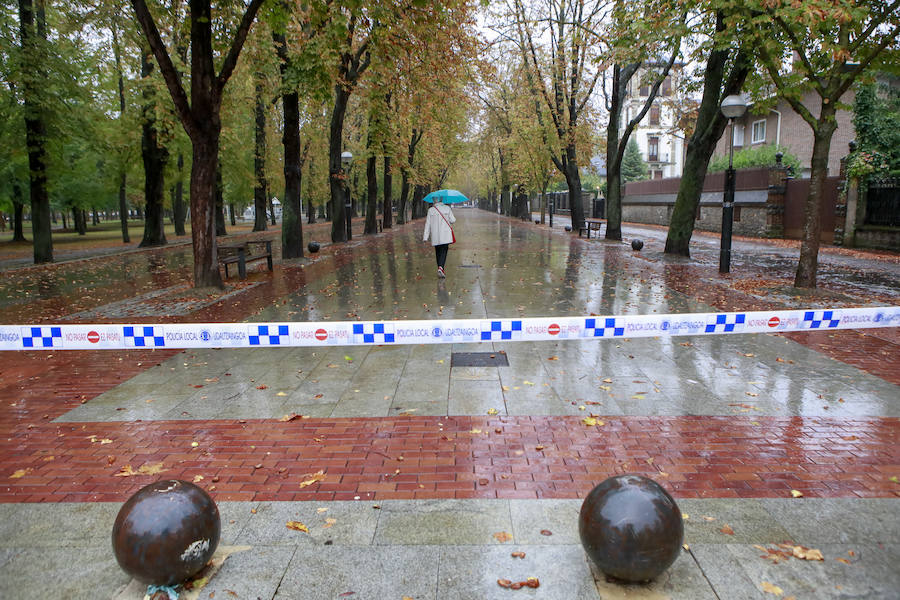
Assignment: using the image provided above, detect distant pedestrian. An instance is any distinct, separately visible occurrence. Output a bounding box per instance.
[423,198,456,278]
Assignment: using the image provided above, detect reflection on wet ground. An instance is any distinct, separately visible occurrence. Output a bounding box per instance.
[47,209,900,422]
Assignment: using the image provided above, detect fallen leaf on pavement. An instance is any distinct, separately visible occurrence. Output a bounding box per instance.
[279,413,308,422]
[786,545,823,561]
[720,524,735,535]
[299,471,326,488]
[511,551,526,559]
[9,469,32,479]
[114,462,167,477]
[790,490,803,498]
[286,521,309,533]
[760,581,783,595]
[493,531,513,543]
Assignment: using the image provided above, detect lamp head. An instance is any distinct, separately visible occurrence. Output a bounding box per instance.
[340,151,353,168]
[720,94,747,120]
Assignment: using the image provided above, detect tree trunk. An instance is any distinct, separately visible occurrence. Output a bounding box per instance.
[666,18,749,256]
[307,197,316,224]
[215,164,227,236]
[412,185,427,219]
[382,155,392,229]
[139,48,168,247]
[365,125,377,234]
[398,171,409,225]
[795,107,837,288]
[189,136,223,288]
[280,85,304,258]
[118,172,130,243]
[274,28,304,259]
[18,0,52,263]
[565,144,584,230]
[12,184,26,241]
[173,153,186,235]
[72,207,85,235]
[253,77,268,232]
[365,153,378,233]
[113,18,130,243]
[605,66,625,241]
[329,85,351,242]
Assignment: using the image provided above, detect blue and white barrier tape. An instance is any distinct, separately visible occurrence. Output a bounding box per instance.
[1,307,897,351]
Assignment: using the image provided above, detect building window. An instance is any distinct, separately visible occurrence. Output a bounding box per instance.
[661,76,671,97]
[648,136,659,162]
[649,104,660,126]
[733,124,745,147]
[751,119,766,144]
[640,82,650,97]
[653,170,663,180]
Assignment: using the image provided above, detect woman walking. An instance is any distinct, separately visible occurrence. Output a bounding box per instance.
[423,198,456,278]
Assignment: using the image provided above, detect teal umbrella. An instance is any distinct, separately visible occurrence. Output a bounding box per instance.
[422,189,470,204]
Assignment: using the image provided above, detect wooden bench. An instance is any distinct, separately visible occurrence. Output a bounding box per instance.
[579,218,606,239]
[219,239,273,279]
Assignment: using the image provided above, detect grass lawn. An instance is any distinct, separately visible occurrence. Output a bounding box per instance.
[0,219,259,261]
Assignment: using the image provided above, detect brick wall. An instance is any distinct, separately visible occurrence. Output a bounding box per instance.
[713,90,855,176]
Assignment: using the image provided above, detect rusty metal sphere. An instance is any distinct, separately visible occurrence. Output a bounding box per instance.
[112,480,220,586]
[308,241,321,253]
[631,239,644,251]
[579,475,683,582]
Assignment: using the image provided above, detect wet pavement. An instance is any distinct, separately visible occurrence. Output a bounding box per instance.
[0,209,898,599]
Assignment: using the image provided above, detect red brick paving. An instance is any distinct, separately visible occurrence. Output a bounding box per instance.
[1,415,897,503]
[2,216,899,503]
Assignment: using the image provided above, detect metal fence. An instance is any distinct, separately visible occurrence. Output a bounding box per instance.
[863,177,900,227]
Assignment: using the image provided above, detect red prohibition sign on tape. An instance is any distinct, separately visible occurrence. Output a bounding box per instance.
[548,323,560,335]
[768,317,780,328]
[315,329,328,341]
[87,331,100,343]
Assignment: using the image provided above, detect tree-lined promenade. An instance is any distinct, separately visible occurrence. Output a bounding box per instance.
[2,0,896,290]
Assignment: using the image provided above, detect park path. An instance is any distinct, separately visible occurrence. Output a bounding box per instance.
[1,210,897,504]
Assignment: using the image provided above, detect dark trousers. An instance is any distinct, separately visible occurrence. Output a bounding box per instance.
[434,244,449,268]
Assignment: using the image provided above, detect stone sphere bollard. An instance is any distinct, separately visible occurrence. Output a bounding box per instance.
[565,225,572,232]
[112,480,220,586]
[631,239,644,251]
[307,241,321,253]
[579,475,683,582]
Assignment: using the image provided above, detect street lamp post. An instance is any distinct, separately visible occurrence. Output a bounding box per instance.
[719,95,747,273]
[341,151,353,241]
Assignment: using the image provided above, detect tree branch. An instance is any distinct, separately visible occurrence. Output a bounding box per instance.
[130,0,193,135]
[217,0,265,89]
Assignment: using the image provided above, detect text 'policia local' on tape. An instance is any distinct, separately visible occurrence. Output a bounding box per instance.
[1,306,897,351]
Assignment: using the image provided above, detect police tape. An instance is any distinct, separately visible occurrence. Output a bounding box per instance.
[1,306,898,351]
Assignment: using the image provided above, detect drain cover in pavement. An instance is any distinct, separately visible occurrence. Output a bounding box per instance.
[451,352,509,367]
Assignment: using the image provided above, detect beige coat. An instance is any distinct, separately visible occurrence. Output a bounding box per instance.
[423,202,456,246]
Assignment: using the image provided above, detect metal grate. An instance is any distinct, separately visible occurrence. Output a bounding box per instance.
[451,351,509,367]
[864,177,900,227]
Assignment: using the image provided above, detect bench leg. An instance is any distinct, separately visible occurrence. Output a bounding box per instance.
[265,241,273,271]
[238,249,247,279]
